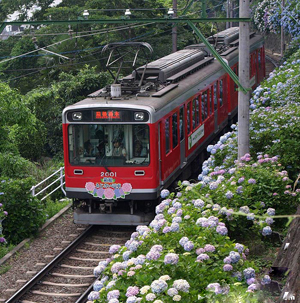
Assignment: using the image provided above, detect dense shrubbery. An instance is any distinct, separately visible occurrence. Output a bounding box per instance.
[0,178,46,244]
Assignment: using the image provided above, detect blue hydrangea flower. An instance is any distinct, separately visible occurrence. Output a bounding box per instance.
[261,275,271,285]
[229,251,240,263]
[151,279,168,294]
[262,226,272,236]
[160,189,170,198]
[243,267,256,279]
[266,208,275,216]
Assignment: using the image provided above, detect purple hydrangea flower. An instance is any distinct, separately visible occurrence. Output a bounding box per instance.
[88,291,100,300]
[223,264,233,271]
[225,191,233,199]
[126,286,139,297]
[179,237,189,247]
[184,241,194,251]
[194,199,205,208]
[247,283,259,292]
[234,243,244,253]
[164,253,179,265]
[204,244,216,252]
[107,290,120,300]
[248,178,256,184]
[216,225,228,236]
[223,256,232,264]
[109,245,121,254]
[196,253,210,262]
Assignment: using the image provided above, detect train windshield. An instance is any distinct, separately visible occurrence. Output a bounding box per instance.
[68,124,150,166]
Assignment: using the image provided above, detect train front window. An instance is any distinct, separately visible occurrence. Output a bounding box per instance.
[68,124,150,166]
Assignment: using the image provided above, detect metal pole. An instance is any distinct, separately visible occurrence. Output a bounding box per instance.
[172,0,177,52]
[281,0,285,57]
[237,0,250,158]
[226,0,230,29]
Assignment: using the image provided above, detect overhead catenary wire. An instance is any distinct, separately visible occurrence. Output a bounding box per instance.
[0,22,156,64]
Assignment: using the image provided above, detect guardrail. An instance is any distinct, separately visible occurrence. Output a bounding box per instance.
[30,167,66,201]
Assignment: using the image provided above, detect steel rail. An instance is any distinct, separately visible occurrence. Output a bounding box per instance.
[6,225,95,303]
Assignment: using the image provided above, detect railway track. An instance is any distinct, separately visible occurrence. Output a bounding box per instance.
[5,225,133,303]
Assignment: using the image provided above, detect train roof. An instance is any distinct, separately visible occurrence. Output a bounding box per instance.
[63,29,264,121]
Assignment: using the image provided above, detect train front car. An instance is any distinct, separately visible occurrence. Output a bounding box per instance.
[62,28,265,226]
[63,103,159,225]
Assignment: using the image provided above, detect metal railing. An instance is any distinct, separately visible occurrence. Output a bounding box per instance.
[31,167,66,201]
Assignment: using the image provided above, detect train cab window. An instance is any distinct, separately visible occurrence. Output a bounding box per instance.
[219,80,224,107]
[165,117,170,154]
[201,90,208,121]
[68,124,150,166]
[214,82,218,111]
[172,112,178,148]
[179,106,184,141]
[187,102,191,134]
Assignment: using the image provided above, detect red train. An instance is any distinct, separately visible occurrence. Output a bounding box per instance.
[62,27,265,225]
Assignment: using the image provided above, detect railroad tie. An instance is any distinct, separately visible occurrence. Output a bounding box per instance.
[31,291,81,297]
[41,281,90,287]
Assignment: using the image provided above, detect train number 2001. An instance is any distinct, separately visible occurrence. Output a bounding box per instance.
[101,172,117,177]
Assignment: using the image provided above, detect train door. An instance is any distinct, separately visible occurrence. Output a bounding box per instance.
[179,106,185,167]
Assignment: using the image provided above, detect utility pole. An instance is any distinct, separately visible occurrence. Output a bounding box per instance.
[172,0,177,52]
[237,0,250,158]
[281,0,285,57]
[226,0,231,29]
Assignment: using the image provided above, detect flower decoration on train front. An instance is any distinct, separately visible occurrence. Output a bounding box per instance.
[85,180,132,199]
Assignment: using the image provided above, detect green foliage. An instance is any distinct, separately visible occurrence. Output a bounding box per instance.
[44,198,70,219]
[0,178,47,244]
[26,65,110,156]
[0,82,45,160]
[0,153,38,179]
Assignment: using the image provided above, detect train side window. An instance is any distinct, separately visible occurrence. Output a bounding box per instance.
[187,102,191,134]
[214,82,218,111]
[165,117,170,154]
[172,112,178,148]
[219,80,223,107]
[210,86,214,115]
[179,106,184,141]
[192,98,199,130]
[201,90,208,121]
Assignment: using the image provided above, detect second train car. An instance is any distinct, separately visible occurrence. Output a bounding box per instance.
[62,27,265,225]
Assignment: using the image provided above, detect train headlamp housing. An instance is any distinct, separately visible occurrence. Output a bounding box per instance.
[134,112,144,121]
[72,112,82,121]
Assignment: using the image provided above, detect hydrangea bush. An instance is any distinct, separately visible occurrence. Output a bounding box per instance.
[0,191,8,245]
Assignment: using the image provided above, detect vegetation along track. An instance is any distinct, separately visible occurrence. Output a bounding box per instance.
[5,225,134,303]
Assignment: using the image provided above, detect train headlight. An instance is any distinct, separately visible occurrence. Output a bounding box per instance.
[72,112,82,120]
[134,112,144,121]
